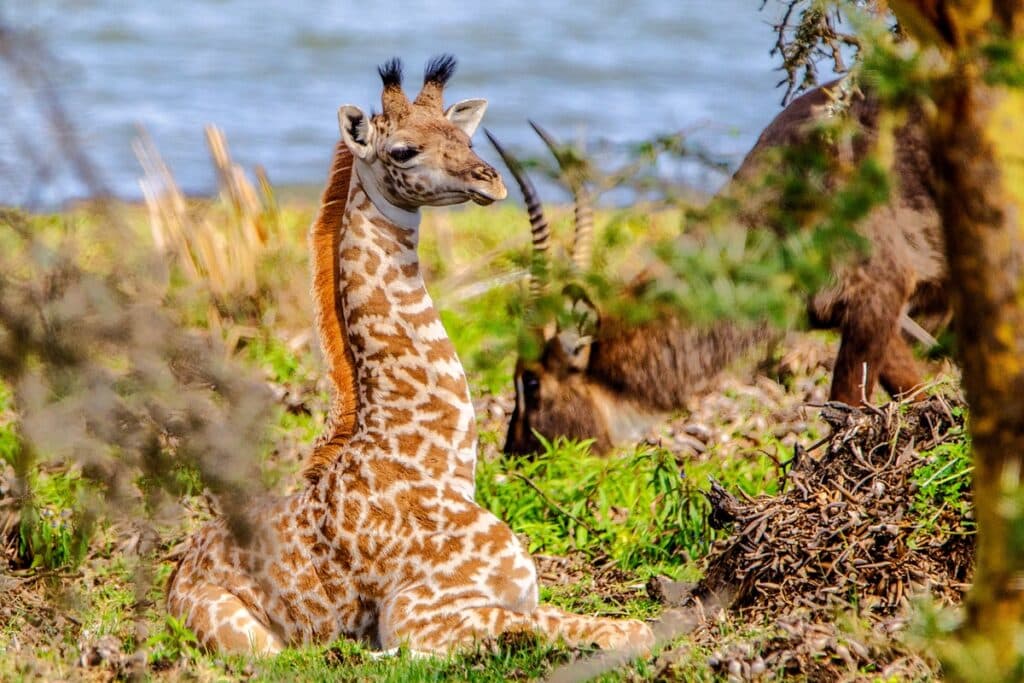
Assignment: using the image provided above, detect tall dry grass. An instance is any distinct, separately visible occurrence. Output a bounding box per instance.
[135,125,281,307]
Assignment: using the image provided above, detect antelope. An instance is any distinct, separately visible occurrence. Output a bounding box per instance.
[488,125,771,456]
[494,79,945,456]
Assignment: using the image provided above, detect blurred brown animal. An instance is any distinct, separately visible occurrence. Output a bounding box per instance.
[731,80,945,405]
[496,81,946,455]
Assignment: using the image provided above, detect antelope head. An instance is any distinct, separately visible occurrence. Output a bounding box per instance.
[487,125,628,455]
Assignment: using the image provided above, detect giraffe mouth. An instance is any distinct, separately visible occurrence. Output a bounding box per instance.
[470,190,498,206]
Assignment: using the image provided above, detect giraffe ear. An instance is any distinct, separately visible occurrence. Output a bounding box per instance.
[338,104,375,160]
[445,99,487,137]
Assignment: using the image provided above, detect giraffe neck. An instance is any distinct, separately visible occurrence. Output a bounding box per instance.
[336,162,477,495]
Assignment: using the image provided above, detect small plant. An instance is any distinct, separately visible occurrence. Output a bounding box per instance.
[16,470,93,570]
[246,334,310,385]
[911,418,973,538]
[146,614,202,667]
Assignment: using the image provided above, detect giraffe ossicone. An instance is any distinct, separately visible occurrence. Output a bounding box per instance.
[167,54,654,656]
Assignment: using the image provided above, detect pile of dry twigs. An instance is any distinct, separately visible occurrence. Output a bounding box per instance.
[700,395,972,618]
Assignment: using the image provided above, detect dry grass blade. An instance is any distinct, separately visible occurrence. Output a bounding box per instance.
[135,125,276,303]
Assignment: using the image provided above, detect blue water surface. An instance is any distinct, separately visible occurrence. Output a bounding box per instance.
[0,1,822,207]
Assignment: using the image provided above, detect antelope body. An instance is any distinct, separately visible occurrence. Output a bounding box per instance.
[497,80,946,455]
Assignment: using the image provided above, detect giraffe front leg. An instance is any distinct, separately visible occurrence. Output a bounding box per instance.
[170,582,284,656]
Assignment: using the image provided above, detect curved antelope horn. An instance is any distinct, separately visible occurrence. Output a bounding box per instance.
[529,120,594,273]
[484,129,550,303]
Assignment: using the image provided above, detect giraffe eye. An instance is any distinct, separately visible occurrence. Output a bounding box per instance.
[389,147,419,163]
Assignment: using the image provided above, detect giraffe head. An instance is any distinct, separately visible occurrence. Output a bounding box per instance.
[338,55,506,211]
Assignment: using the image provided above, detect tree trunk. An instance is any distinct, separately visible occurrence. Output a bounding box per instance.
[939,75,1024,671]
[892,0,1024,673]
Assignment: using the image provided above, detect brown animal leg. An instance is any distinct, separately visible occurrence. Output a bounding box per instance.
[829,275,910,405]
[879,334,925,400]
[831,329,887,405]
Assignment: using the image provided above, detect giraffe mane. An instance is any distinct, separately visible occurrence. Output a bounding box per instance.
[304,141,359,484]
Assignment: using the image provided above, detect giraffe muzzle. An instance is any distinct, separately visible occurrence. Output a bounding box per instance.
[468,177,507,206]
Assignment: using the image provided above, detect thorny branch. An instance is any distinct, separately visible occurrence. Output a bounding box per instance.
[761,1,889,105]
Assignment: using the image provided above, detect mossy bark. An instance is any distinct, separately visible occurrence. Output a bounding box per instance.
[892,0,1024,672]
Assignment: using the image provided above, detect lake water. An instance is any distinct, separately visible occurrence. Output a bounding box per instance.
[0,1,828,207]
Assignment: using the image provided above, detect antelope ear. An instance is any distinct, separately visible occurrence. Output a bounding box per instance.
[556,285,599,372]
[557,330,593,372]
[338,104,375,160]
[445,98,487,137]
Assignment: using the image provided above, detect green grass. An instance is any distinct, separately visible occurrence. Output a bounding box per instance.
[3,383,94,570]
[0,384,16,466]
[478,438,780,579]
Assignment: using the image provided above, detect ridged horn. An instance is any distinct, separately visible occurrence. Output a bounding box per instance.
[529,120,594,273]
[484,129,550,302]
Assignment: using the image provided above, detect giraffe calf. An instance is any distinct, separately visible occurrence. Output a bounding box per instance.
[167,55,654,658]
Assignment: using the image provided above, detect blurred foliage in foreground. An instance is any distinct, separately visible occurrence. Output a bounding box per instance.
[0,207,272,565]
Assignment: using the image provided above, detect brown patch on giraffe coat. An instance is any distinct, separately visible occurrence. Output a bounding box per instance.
[472,523,513,556]
[296,570,320,593]
[380,406,416,426]
[443,501,481,529]
[437,557,487,589]
[363,249,381,276]
[393,288,426,307]
[374,218,417,250]
[404,306,443,329]
[488,557,533,604]
[419,444,449,478]
[303,598,329,619]
[425,344,458,364]
[371,458,422,488]
[434,373,469,398]
[347,287,393,328]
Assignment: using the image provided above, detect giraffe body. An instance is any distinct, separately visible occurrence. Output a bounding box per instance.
[168,56,653,655]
